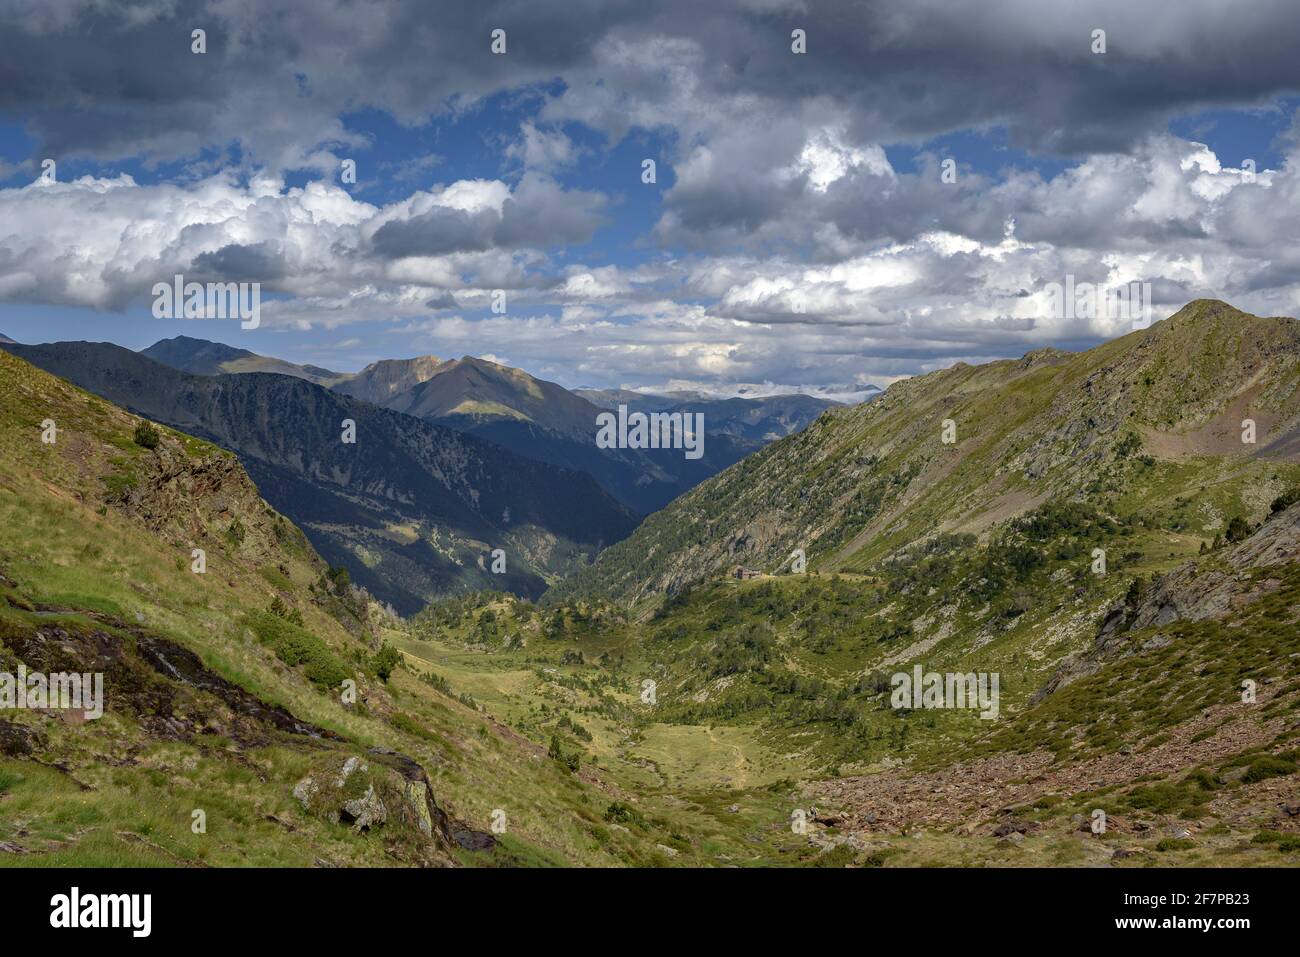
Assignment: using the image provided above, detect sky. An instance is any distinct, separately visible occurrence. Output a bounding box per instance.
[2,0,1300,400]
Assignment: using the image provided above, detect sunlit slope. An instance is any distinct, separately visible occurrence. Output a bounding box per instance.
[551,300,1300,606]
[0,349,704,867]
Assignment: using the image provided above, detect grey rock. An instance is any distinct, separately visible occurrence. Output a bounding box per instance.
[341,784,387,831]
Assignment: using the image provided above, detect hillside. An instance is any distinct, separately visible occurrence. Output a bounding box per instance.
[811,497,1300,862]
[0,347,781,868]
[0,342,636,613]
[552,300,1300,605]
[399,490,1300,866]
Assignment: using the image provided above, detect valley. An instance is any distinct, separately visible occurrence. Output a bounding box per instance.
[2,300,1299,869]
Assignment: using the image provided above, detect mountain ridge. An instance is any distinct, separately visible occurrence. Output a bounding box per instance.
[1,340,636,613]
[549,300,1300,605]
[142,334,350,386]
[140,336,835,514]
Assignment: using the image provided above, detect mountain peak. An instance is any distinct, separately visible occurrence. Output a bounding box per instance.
[333,355,445,405]
[1154,298,1290,331]
[141,336,346,386]
[1136,299,1298,351]
[553,298,1300,604]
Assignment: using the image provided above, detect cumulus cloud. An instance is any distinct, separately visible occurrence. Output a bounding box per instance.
[3,0,1300,392]
[0,170,607,313]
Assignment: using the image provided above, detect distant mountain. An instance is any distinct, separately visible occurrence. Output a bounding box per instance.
[142,335,350,387]
[451,417,762,516]
[0,331,14,344]
[552,300,1300,605]
[141,337,840,515]
[331,355,446,406]
[376,355,600,438]
[576,388,840,443]
[2,340,636,613]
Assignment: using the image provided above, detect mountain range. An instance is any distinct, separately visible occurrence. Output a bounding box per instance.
[2,333,836,611]
[1,340,635,613]
[141,336,838,515]
[3,299,1298,868]
[552,299,1300,605]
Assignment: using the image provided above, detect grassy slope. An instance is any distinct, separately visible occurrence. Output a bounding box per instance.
[552,300,1300,606]
[403,300,1300,865]
[0,349,766,867]
[6,295,1299,868]
[406,497,1300,865]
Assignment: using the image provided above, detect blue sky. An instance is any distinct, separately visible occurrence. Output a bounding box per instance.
[2,1,1300,397]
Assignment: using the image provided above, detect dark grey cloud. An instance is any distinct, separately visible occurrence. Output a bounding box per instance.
[4,0,1300,169]
[4,0,1300,394]
[192,241,289,281]
[425,291,460,310]
[369,175,606,258]
[372,205,501,257]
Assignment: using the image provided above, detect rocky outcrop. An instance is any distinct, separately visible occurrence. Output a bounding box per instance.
[291,747,497,864]
[0,718,43,757]
[2,614,340,745]
[1035,502,1300,701]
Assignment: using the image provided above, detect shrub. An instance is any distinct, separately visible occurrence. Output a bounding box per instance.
[269,595,304,626]
[133,421,160,449]
[1252,830,1300,852]
[603,801,645,828]
[325,565,351,596]
[1225,516,1252,543]
[1242,755,1297,783]
[1270,487,1300,514]
[547,733,580,772]
[245,611,350,690]
[373,644,401,682]
[558,714,592,742]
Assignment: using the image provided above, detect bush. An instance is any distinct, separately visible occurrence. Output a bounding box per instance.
[1242,755,1297,783]
[325,565,351,596]
[547,733,580,773]
[1252,830,1300,852]
[1270,487,1300,514]
[603,801,645,828]
[133,421,160,449]
[269,595,304,626]
[245,611,350,690]
[373,644,401,682]
[1225,516,1252,543]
